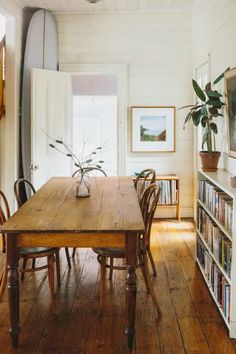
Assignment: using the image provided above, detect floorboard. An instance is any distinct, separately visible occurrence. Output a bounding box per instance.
[0,219,236,353]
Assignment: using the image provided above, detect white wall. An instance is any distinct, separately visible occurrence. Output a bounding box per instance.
[192,0,236,175]
[56,12,194,217]
[0,0,23,211]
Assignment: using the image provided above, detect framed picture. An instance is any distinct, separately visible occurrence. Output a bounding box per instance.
[225,68,236,158]
[131,106,175,152]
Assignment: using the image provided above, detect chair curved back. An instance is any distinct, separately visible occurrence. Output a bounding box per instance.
[134,169,156,201]
[0,190,10,253]
[140,183,160,247]
[72,167,107,177]
[14,178,36,208]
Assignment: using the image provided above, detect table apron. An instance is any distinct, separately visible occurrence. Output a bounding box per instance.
[16,232,126,248]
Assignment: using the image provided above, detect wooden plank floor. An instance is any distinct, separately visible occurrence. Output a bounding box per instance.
[1,219,236,353]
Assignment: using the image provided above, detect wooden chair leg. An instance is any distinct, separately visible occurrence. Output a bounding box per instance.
[32,259,36,269]
[72,248,76,259]
[100,255,106,308]
[65,248,71,268]
[21,258,27,280]
[0,260,8,301]
[138,253,150,293]
[147,248,157,277]
[143,252,162,321]
[55,250,61,288]
[109,257,114,280]
[47,255,57,314]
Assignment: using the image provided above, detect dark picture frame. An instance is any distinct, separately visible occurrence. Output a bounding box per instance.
[225,68,236,158]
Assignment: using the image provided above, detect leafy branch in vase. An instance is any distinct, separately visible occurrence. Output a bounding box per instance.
[48,137,105,174]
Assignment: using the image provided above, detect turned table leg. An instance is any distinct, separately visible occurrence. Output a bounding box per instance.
[7,233,20,348]
[125,232,138,351]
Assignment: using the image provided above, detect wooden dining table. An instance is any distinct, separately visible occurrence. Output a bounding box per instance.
[0,176,144,350]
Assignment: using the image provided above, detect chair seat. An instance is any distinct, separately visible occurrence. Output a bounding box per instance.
[20,247,56,255]
[93,247,126,258]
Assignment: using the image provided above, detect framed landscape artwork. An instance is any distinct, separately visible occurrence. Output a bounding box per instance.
[131,106,175,152]
[225,68,236,158]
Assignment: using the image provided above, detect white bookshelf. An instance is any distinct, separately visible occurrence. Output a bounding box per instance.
[196,169,236,338]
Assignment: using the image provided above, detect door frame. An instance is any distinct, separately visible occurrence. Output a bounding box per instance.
[60,63,128,176]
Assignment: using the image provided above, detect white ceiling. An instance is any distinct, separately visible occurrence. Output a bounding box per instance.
[16,0,193,13]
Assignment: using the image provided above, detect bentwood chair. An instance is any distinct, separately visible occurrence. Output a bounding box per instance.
[14,178,71,268]
[134,169,156,201]
[93,184,161,319]
[134,168,157,275]
[0,190,59,312]
[72,168,107,258]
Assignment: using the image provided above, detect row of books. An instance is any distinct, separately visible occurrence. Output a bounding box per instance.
[197,207,232,278]
[157,180,177,205]
[197,237,231,323]
[198,180,233,235]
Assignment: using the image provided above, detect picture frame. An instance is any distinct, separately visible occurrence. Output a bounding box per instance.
[225,68,236,158]
[131,106,175,152]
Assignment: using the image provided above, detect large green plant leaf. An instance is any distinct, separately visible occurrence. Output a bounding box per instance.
[192,79,206,102]
[213,67,230,85]
[205,82,211,93]
[178,104,195,110]
[210,122,218,134]
[183,112,192,127]
[192,110,202,126]
[201,116,208,127]
[201,105,208,116]
[207,90,222,98]
[206,99,224,107]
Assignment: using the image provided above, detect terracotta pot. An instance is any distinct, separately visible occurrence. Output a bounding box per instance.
[199,151,221,172]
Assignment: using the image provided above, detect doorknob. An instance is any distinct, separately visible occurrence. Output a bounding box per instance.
[30,164,39,171]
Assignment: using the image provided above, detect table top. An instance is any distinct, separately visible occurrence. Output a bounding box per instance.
[1,176,144,234]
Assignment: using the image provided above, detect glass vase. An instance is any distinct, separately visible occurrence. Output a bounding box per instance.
[76,171,90,197]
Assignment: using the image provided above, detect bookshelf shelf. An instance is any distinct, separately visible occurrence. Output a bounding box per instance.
[197,199,232,241]
[156,175,180,221]
[196,258,230,330]
[196,169,236,338]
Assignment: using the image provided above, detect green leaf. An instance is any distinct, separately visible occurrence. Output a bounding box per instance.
[213,67,230,85]
[207,90,222,98]
[85,159,92,163]
[49,144,55,148]
[210,123,218,134]
[178,104,195,110]
[99,160,104,163]
[55,140,63,144]
[205,82,211,93]
[74,163,80,167]
[201,105,208,116]
[192,79,206,102]
[191,104,203,111]
[96,165,101,168]
[67,153,72,157]
[183,112,192,127]
[96,147,102,150]
[206,99,224,107]
[201,116,208,127]
[192,110,202,126]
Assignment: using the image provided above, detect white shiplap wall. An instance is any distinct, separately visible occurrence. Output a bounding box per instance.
[0,0,23,211]
[56,11,193,217]
[192,0,236,176]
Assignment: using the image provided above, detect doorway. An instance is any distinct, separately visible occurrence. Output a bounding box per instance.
[72,74,118,176]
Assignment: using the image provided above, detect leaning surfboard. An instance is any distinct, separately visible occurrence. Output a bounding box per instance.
[21,9,58,182]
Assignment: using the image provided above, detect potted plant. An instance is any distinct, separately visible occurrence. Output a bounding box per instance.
[181,69,229,171]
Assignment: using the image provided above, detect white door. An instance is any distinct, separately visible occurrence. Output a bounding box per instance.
[31,68,72,189]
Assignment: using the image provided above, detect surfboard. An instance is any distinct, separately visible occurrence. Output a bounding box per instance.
[21,9,58,183]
